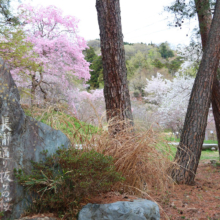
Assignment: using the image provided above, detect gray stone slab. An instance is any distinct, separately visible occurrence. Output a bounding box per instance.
[78,199,160,220]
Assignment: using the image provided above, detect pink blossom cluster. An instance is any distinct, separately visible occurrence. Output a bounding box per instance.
[19,4,89,79]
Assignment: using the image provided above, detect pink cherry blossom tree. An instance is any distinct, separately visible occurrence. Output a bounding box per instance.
[12,4,90,107]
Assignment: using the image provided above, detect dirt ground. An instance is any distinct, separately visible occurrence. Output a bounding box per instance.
[158,160,220,220]
[86,160,220,220]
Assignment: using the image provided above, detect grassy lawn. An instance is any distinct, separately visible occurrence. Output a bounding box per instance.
[165,135,219,161]
[168,144,219,161]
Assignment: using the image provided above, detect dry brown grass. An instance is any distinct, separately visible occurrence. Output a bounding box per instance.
[82,122,174,196]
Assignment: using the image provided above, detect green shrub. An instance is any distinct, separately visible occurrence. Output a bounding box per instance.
[133,90,140,98]
[15,148,124,218]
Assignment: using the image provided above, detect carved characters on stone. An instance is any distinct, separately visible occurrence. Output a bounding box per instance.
[0,115,12,212]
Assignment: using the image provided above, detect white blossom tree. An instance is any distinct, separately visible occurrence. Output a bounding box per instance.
[145,73,195,133]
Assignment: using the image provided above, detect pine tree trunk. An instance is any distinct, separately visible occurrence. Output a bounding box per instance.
[195,0,212,49]
[212,78,220,157]
[195,0,220,157]
[96,0,133,134]
[171,0,220,184]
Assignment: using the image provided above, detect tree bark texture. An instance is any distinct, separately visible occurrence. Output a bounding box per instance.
[195,0,220,158]
[195,0,212,49]
[212,77,220,157]
[171,0,220,184]
[96,0,133,134]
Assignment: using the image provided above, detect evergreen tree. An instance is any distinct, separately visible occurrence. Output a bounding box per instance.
[170,0,220,184]
[159,42,174,59]
[85,47,103,89]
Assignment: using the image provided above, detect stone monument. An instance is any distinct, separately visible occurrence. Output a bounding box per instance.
[0,60,70,219]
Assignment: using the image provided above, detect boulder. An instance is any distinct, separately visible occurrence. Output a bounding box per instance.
[78,199,160,220]
[0,60,71,219]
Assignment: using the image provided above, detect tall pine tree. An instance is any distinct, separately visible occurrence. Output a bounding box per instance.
[96,0,133,134]
[171,0,220,184]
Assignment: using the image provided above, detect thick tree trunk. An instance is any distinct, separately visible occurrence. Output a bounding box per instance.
[212,78,220,158]
[195,0,220,157]
[96,0,133,134]
[171,0,220,184]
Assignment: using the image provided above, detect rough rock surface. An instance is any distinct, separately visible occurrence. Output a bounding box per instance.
[78,199,160,220]
[0,60,70,219]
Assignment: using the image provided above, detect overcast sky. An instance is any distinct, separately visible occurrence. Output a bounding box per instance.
[17,0,199,48]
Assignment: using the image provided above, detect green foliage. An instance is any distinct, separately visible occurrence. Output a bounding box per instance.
[84,47,103,89]
[124,44,136,60]
[0,27,40,74]
[159,42,174,59]
[125,42,176,81]
[130,74,147,97]
[84,46,96,63]
[164,143,219,161]
[152,59,164,69]
[165,56,184,75]
[126,51,151,78]
[15,148,124,218]
[123,41,134,45]
[85,40,177,90]
[147,47,161,60]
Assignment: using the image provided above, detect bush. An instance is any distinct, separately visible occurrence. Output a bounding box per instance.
[15,148,124,219]
[133,90,140,98]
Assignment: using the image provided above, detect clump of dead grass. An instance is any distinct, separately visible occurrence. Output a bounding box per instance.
[82,122,174,196]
